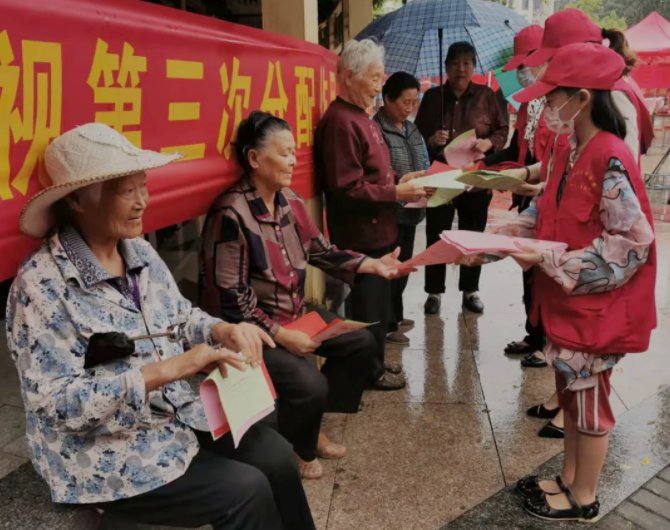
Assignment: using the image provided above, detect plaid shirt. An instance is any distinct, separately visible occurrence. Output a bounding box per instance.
[199,179,366,336]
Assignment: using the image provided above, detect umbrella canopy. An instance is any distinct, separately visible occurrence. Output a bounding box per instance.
[357,0,528,76]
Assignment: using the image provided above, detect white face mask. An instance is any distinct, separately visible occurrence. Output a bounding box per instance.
[516,67,535,88]
[544,93,583,136]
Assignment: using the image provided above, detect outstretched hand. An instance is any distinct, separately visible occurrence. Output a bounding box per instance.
[358,247,415,279]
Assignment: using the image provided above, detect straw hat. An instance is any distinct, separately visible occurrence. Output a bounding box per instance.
[19,123,182,238]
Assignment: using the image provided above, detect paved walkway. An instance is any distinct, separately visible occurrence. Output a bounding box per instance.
[598,465,670,529]
[0,213,668,529]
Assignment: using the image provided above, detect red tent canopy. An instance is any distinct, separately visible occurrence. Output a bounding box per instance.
[625,11,670,54]
[625,12,670,90]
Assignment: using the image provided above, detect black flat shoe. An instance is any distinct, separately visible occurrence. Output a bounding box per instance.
[524,488,600,522]
[527,404,560,419]
[462,293,484,313]
[504,340,535,355]
[538,421,565,439]
[521,354,548,368]
[424,295,441,315]
[516,475,567,500]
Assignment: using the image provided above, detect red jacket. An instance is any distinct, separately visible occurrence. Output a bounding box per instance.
[532,131,657,354]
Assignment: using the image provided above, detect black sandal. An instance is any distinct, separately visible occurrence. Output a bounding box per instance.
[504,340,534,355]
[526,404,560,419]
[516,475,566,500]
[524,487,600,522]
[538,421,565,439]
[521,354,548,368]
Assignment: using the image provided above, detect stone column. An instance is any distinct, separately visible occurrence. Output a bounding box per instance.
[261,0,319,44]
[343,0,373,40]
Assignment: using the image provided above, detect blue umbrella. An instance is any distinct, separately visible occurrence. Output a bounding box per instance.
[357,0,529,76]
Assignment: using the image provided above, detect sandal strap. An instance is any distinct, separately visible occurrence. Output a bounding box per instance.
[562,486,581,511]
[556,475,568,492]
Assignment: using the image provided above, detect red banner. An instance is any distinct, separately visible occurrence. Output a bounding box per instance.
[0,0,338,280]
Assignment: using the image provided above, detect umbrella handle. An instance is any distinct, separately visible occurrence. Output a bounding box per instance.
[438,28,445,131]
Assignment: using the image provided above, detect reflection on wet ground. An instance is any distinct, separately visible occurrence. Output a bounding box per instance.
[301,217,670,529]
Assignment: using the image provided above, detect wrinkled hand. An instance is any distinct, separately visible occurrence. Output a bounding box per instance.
[360,247,415,278]
[515,182,542,197]
[399,170,426,184]
[429,129,450,148]
[212,322,275,367]
[396,182,426,202]
[275,328,320,357]
[472,138,493,154]
[183,343,247,379]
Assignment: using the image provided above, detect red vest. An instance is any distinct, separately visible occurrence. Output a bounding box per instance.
[614,78,655,158]
[516,103,566,167]
[538,131,571,183]
[533,131,657,354]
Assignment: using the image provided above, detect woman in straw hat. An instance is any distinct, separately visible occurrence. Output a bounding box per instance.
[5,123,315,530]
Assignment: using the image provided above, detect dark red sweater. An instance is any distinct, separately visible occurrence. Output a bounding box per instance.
[314,98,397,252]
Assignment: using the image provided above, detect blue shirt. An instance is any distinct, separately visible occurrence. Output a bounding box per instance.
[6,227,223,503]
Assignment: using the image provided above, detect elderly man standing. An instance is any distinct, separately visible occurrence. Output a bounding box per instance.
[416,41,509,315]
[315,39,424,390]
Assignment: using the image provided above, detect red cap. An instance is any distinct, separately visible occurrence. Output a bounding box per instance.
[524,8,602,67]
[515,43,625,102]
[502,25,544,71]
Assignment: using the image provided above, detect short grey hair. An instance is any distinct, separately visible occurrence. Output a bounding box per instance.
[338,39,385,78]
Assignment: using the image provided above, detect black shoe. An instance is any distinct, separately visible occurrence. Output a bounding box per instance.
[521,354,547,368]
[371,371,406,391]
[526,404,560,419]
[383,362,404,374]
[538,421,565,439]
[504,340,535,355]
[524,488,600,522]
[424,295,441,315]
[462,293,484,313]
[516,475,567,500]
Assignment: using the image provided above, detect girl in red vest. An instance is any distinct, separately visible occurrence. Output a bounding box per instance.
[472,43,656,521]
[503,8,655,441]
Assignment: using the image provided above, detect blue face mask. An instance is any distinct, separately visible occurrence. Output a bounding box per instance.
[544,93,583,136]
[516,67,536,88]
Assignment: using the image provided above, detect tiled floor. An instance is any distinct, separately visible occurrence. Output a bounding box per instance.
[0,216,669,529]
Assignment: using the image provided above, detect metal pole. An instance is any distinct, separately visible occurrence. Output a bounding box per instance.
[438,27,445,130]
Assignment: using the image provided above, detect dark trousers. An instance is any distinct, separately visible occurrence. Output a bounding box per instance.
[424,190,492,294]
[390,224,417,329]
[346,245,394,381]
[522,268,545,351]
[264,309,375,461]
[99,424,315,530]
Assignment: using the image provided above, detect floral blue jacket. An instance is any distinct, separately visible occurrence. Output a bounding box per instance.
[5,227,222,504]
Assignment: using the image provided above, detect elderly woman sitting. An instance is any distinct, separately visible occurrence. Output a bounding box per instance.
[5,123,314,530]
[200,111,405,479]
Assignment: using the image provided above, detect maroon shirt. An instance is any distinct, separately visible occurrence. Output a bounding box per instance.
[415,82,509,160]
[314,97,397,252]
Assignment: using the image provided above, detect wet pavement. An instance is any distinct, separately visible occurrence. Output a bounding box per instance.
[0,205,668,529]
